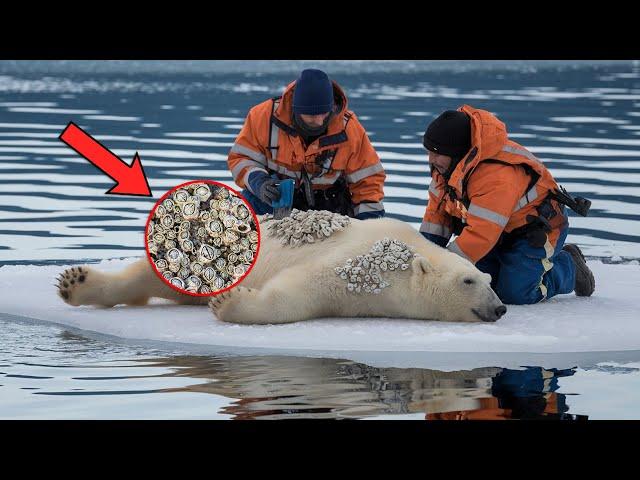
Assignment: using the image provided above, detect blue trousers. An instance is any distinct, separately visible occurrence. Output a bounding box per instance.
[475,226,576,305]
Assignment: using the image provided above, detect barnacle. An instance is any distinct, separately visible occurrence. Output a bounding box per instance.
[214,187,229,200]
[212,275,225,290]
[180,239,194,252]
[202,266,216,283]
[221,214,236,229]
[166,248,183,264]
[181,201,199,220]
[222,230,239,245]
[173,189,190,204]
[198,244,217,264]
[152,232,165,244]
[186,275,202,289]
[193,184,212,202]
[214,257,227,271]
[232,204,250,220]
[160,214,174,229]
[206,220,223,237]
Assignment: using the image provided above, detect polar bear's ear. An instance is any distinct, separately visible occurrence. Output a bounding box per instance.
[412,256,435,276]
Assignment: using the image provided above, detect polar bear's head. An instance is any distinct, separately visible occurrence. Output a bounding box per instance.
[411,254,507,323]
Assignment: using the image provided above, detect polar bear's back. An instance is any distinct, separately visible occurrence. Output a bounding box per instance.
[245,217,433,289]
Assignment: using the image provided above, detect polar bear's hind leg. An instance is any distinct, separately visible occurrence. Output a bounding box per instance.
[209,267,328,325]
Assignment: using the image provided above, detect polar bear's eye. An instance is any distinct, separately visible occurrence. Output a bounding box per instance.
[463,278,475,285]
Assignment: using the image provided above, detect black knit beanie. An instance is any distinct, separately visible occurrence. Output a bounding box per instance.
[423,110,472,157]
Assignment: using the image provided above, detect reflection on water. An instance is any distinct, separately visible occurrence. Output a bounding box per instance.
[3,317,627,420]
[148,356,585,420]
[426,366,582,420]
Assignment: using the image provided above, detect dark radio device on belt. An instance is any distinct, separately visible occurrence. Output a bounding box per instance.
[551,185,591,217]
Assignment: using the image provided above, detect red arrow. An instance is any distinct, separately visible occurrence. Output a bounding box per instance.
[59,122,152,197]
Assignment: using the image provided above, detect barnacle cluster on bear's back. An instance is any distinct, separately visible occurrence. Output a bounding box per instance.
[260,209,351,247]
[335,238,416,295]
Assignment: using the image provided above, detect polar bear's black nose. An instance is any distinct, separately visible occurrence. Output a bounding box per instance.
[495,305,507,318]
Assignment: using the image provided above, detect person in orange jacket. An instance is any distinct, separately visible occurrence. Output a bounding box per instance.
[420,106,595,305]
[227,69,385,220]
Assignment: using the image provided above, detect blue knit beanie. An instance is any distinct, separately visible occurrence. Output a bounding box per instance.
[292,69,334,115]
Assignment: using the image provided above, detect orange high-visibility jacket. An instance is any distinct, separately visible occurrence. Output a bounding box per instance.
[421,105,566,264]
[227,80,385,216]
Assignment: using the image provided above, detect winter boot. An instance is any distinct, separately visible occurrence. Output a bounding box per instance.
[562,244,595,297]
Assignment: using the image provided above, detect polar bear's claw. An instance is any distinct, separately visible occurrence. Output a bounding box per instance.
[208,286,253,322]
[208,290,230,316]
[56,266,89,305]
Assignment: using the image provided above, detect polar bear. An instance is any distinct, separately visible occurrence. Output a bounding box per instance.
[56,210,506,324]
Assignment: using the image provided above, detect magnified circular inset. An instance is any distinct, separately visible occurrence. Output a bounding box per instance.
[144,180,261,296]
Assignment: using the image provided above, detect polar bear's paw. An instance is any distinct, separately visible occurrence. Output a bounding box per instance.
[208,286,256,324]
[56,266,91,306]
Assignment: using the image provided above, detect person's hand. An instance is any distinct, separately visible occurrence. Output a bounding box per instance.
[247,171,281,204]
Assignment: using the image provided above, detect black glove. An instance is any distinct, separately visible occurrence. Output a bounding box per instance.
[247,171,281,205]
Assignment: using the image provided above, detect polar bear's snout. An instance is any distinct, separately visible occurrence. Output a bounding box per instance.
[471,285,507,322]
[472,304,507,322]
